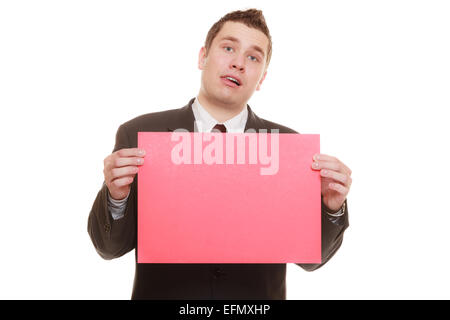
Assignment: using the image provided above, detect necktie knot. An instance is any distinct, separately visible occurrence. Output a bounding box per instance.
[212,124,227,133]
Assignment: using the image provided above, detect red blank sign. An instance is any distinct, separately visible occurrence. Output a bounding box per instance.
[137,132,321,263]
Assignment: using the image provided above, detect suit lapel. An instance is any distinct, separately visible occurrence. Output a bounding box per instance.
[245,104,266,131]
[167,98,196,132]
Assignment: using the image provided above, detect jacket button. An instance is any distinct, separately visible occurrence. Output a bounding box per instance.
[104,224,111,232]
[213,268,223,279]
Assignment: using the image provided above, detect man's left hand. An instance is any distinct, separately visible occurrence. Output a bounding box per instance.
[311,154,352,212]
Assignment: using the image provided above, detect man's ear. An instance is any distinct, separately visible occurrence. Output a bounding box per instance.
[198,47,207,70]
[256,70,268,91]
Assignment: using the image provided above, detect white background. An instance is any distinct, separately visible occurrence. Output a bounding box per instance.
[1,0,449,299]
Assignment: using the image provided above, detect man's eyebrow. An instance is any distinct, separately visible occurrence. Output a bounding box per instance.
[219,36,266,58]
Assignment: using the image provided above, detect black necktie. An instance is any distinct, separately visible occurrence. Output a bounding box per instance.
[212,124,227,133]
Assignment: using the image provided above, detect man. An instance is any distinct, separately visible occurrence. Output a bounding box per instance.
[88,9,352,300]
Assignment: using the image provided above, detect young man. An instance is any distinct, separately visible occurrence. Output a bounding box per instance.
[88,9,352,300]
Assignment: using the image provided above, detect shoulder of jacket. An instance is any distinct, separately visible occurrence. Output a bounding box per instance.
[119,107,184,133]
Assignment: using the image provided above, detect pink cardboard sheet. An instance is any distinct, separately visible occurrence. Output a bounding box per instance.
[137,132,321,263]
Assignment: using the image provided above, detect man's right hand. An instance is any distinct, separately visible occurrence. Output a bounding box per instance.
[103,148,146,200]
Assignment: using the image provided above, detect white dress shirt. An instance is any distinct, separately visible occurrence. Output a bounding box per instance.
[191,97,248,133]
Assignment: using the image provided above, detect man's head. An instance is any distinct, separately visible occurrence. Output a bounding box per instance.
[204,9,272,67]
[198,9,272,111]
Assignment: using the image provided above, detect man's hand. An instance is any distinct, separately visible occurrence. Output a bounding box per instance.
[103,148,146,200]
[312,154,352,212]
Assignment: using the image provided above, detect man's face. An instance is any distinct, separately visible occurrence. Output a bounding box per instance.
[198,21,269,108]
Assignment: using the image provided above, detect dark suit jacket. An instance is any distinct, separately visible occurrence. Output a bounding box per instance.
[87,98,349,300]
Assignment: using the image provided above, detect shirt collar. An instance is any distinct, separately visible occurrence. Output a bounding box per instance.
[192,97,248,133]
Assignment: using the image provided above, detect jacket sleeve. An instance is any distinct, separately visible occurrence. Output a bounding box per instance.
[87,124,138,260]
[296,199,349,271]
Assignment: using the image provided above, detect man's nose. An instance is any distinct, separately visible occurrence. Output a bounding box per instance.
[232,63,244,72]
[231,56,245,72]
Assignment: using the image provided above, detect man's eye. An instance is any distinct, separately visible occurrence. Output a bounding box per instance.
[224,46,233,52]
[248,56,258,62]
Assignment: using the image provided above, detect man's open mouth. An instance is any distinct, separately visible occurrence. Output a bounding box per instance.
[221,75,241,87]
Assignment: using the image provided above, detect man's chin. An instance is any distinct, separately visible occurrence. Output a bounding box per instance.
[214,92,247,107]
[200,87,249,109]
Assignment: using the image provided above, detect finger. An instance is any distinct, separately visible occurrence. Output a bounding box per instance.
[110,166,139,180]
[313,153,338,162]
[312,160,351,175]
[104,148,146,171]
[320,169,352,187]
[313,154,352,176]
[114,157,144,168]
[312,160,340,172]
[110,175,135,188]
[328,182,349,195]
[115,148,146,158]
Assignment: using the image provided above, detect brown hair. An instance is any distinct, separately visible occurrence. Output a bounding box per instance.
[204,9,272,66]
